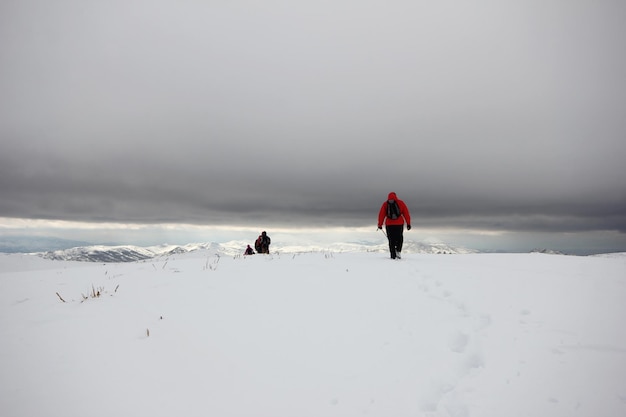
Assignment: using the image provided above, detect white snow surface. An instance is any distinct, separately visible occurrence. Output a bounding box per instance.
[1,250,625,417]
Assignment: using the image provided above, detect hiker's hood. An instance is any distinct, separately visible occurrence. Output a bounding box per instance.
[387,192,398,201]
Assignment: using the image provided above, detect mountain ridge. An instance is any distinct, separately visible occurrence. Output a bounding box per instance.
[40,240,477,262]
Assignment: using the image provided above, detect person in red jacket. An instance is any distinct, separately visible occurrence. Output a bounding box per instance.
[377,192,411,259]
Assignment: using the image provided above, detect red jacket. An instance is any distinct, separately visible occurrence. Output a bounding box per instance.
[378,192,411,227]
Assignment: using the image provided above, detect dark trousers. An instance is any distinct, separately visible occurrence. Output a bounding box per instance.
[386,225,404,259]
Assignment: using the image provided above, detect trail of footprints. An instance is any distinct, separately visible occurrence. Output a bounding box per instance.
[415,271,492,416]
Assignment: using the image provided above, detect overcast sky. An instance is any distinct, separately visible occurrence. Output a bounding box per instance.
[1,1,625,251]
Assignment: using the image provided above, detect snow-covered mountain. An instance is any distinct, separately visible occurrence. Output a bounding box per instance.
[43,245,156,262]
[42,243,222,262]
[398,240,477,254]
[530,248,568,255]
[41,240,477,262]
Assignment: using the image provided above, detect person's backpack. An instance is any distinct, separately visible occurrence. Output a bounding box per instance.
[387,200,400,220]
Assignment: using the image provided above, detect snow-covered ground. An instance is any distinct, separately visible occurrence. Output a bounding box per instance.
[1,250,625,417]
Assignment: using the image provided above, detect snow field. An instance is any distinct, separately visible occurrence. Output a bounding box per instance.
[1,251,625,417]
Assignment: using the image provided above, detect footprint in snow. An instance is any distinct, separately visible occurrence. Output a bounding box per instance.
[448,332,470,353]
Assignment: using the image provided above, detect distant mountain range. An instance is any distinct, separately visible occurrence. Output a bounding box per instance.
[530,248,566,255]
[36,240,477,263]
[3,236,587,262]
[41,243,217,262]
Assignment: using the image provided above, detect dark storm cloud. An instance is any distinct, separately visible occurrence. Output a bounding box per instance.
[1,0,625,236]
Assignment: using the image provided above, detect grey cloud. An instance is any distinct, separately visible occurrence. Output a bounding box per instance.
[1,0,625,242]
